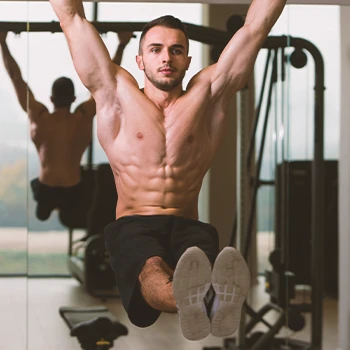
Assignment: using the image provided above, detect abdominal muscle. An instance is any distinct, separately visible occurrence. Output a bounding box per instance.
[107,132,211,220]
[114,165,203,220]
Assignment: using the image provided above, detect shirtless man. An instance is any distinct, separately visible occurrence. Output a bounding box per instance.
[49,0,286,341]
[0,31,134,223]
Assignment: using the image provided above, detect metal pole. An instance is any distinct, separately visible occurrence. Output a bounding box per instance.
[236,85,249,347]
[243,50,278,260]
[85,3,99,170]
[310,42,325,350]
[246,49,272,170]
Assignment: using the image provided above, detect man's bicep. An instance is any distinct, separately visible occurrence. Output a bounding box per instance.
[62,16,116,93]
[27,100,48,122]
[212,25,264,95]
[12,77,29,111]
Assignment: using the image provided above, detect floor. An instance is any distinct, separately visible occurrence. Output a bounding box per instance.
[0,277,338,350]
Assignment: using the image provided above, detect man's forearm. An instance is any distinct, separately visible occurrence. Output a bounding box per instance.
[0,42,23,81]
[245,0,287,36]
[112,44,126,66]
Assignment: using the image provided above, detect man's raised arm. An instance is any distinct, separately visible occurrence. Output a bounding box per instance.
[211,0,286,97]
[74,31,134,119]
[49,0,117,100]
[0,32,47,118]
[112,32,135,66]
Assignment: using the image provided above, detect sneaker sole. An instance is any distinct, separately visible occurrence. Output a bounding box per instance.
[211,247,250,338]
[172,246,212,341]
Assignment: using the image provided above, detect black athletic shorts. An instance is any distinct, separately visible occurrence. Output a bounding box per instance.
[104,215,219,328]
[30,178,84,225]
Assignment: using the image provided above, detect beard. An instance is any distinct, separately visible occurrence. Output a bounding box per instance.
[144,65,187,92]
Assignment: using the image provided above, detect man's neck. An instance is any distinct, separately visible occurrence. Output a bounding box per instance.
[53,106,71,114]
[144,82,184,112]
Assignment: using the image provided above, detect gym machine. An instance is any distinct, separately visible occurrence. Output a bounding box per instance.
[66,163,119,299]
[59,306,128,350]
[207,26,325,350]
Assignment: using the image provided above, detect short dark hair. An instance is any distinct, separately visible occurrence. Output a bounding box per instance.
[139,15,189,54]
[51,77,75,107]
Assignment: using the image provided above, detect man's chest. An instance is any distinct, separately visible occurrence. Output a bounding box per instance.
[113,117,213,169]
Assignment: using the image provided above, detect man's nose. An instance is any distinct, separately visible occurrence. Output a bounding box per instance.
[162,50,172,63]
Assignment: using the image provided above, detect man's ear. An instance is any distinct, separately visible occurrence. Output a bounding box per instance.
[136,55,144,70]
[186,56,192,70]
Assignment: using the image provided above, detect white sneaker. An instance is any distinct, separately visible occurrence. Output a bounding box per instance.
[172,246,212,341]
[211,247,250,338]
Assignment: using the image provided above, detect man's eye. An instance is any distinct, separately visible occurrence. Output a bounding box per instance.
[172,49,182,54]
[151,48,160,53]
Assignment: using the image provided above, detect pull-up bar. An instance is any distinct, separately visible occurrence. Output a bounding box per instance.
[0,21,233,46]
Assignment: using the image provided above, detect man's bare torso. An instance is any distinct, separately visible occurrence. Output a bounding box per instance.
[30,109,93,187]
[97,68,229,220]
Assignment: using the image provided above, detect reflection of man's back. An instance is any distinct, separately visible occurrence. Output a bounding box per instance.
[31,106,93,187]
[30,77,96,222]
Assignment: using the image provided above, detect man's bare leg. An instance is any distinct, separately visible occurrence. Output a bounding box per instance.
[138,248,213,341]
[138,256,177,313]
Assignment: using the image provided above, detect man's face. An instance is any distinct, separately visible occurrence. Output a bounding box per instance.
[136,26,192,92]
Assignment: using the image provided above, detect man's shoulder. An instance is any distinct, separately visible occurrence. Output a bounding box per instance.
[187,65,215,91]
[28,108,50,123]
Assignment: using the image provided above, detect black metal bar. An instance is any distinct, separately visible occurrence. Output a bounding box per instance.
[68,228,73,256]
[0,21,233,45]
[251,312,286,350]
[245,303,275,333]
[93,3,98,21]
[243,50,278,261]
[247,49,272,170]
[228,212,237,247]
[307,39,325,350]
[258,180,275,186]
[86,3,99,170]
[281,47,286,82]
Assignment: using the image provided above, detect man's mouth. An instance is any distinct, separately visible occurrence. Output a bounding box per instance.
[159,67,176,73]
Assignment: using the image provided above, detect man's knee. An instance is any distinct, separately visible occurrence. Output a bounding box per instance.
[144,256,164,267]
[140,256,164,278]
[139,256,173,283]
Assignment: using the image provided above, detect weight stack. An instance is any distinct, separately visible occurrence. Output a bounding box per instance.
[275,160,338,297]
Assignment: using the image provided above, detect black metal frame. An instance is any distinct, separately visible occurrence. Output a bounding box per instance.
[0,20,234,46]
[0,20,325,349]
[232,37,325,349]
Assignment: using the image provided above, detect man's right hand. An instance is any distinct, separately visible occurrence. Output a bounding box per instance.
[117,32,135,46]
[0,32,8,44]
